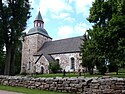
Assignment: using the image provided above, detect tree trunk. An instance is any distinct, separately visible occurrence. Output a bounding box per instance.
[88,68,93,75]
[10,46,16,75]
[4,45,12,75]
[116,65,118,75]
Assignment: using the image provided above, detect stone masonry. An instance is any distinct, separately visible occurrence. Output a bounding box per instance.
[52,52,83,72]
[21,34,51,74]
[0,75,125,94]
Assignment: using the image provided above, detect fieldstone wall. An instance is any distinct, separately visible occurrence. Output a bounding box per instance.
[0,76,125,94]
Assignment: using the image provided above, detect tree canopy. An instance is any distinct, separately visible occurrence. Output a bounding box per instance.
[81,0,125,74]
[0,0,31,75]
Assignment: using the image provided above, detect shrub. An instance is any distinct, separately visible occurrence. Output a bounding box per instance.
[48,61,62,73]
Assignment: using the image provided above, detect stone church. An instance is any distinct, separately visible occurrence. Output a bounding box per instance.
[21,11,83,74]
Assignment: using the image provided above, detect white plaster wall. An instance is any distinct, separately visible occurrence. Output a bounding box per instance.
[35,55,49,73]
[52,53,82,72]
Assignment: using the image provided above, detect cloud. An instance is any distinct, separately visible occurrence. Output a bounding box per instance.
[64,17,75,23]
[75,0,94,14]
[26,0,94,40]
[57,26,74,39]
[39,0,73,16]
[58,13,70,19]
[56,22,91,39]
[51,13,75,23]
[74,23,90,35]
[52,13,70,19]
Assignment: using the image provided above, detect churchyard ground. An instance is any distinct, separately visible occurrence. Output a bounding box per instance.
[33,71,125,78]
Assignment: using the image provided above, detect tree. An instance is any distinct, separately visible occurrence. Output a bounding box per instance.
[0,41,4,74]
[0,0,31,75]
[81,0,125,75]
[81,32,97,75]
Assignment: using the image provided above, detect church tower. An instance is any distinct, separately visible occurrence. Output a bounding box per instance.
[21,11,52,74]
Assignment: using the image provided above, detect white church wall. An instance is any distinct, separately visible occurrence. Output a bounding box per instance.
[35,55,50,73]
[51,52,83,72]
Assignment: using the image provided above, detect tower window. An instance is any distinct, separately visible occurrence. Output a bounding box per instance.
[34,22,37,27]
[38,23,41,27]
[71,57,75,69]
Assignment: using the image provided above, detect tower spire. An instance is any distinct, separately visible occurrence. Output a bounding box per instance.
[34,11,44,28]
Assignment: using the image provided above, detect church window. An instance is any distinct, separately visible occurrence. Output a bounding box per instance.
[56,59,59,64]
[28,62,31,70]
[71,57,75,69]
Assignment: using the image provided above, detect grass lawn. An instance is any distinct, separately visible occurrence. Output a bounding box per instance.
[32,72,125,78]
[0,85,69,94]
[33,73,82,78]
[32,73,102,78]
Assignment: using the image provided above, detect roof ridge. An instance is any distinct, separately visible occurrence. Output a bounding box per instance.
[53,36,83,42]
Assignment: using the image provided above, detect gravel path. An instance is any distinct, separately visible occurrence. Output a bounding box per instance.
[0,90,23,94]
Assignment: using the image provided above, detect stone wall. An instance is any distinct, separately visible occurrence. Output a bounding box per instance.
[0,76,125,94]
[52,53,83,72]
[21,34,51,74]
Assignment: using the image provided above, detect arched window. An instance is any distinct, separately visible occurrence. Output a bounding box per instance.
[56,59,59,64]
[71,57,75,69]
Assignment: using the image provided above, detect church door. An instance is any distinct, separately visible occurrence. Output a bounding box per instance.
[41,66,44,74]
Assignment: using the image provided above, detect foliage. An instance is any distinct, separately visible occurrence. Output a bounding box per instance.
[0,0,31,75]
[81,33,97,75]
[48,61,62,73]
[81,0,125,75]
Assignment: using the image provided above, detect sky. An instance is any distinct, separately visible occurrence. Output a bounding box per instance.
[26,0,95,40]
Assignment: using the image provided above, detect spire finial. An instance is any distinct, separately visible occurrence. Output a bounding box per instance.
[39,7,40,11]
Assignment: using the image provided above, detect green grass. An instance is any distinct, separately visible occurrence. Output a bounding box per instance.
[0,85,69,94]
[33,73,82,78]
[33,73,102,78]
[106,72,125,78]
[32,72,125,78]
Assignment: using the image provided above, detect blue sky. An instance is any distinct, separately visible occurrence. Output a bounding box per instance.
[26,0,94,40]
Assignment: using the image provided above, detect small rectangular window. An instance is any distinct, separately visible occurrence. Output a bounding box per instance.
[71,58,75,69]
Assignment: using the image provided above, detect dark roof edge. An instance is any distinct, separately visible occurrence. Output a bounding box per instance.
[34,51,80,56]
[49,51,80,55]
[26,32,52,39]
[34,20,44,23]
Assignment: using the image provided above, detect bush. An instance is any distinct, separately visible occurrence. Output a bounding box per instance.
[48,61,62,73]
